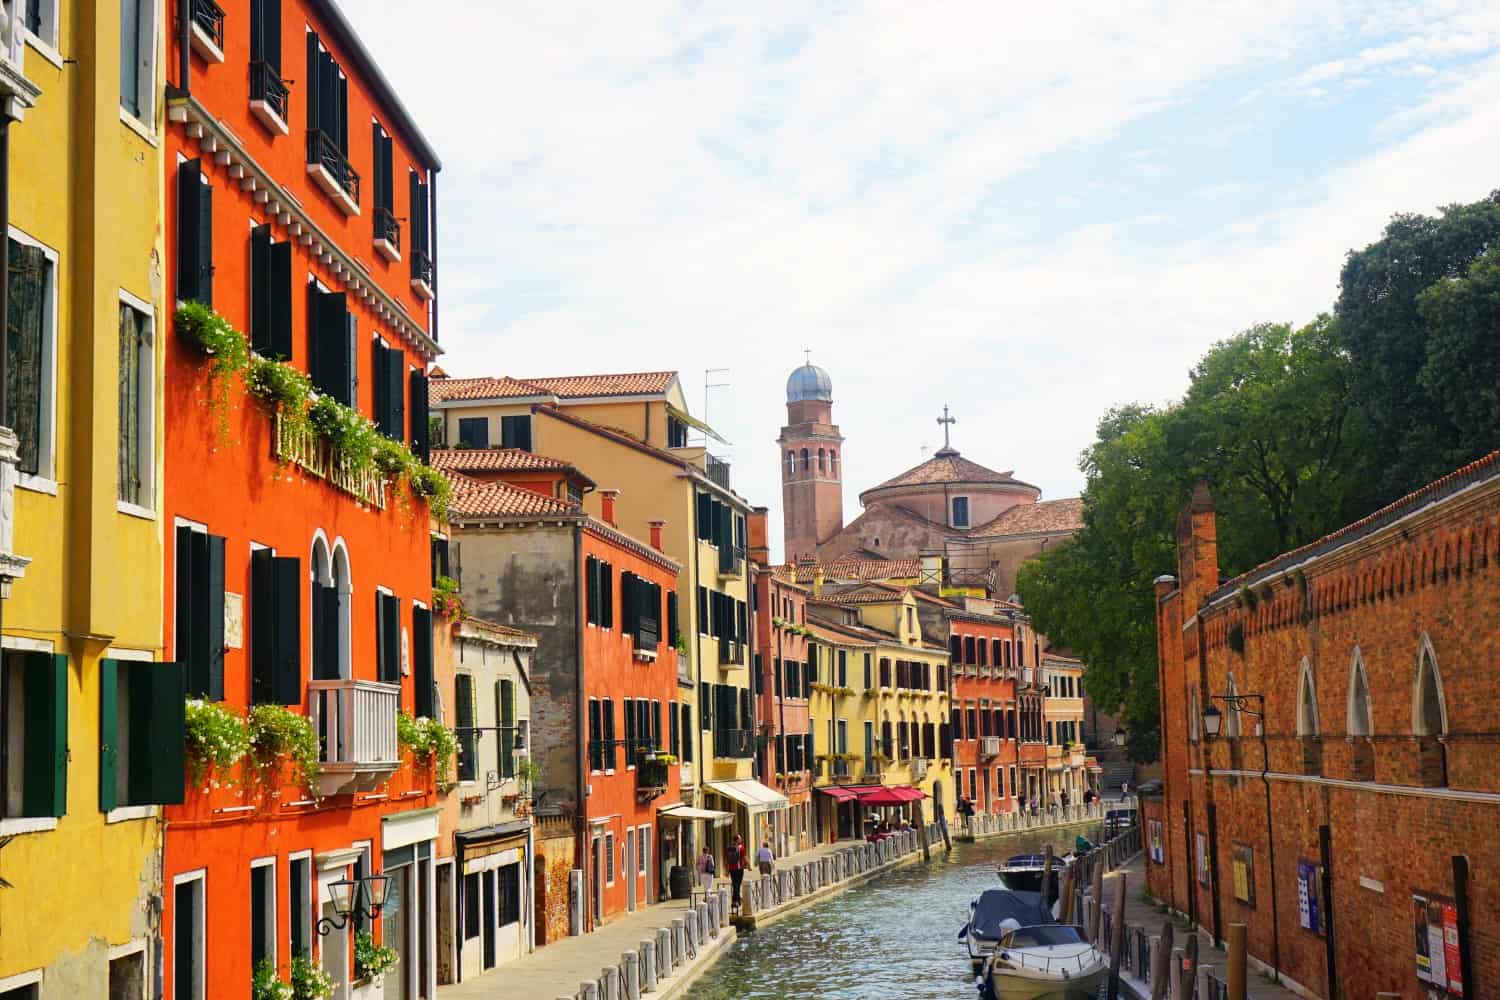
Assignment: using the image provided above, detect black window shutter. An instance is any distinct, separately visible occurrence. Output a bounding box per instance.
[306,31,321,131]
[409,371,430,458]
[21,652,68,818]
[206,534,226,701]
[623,698,636,761]
[176,159,204,303]
[312,291,349,402]
[669,706,679,759]
[374,591,388,681]
[372,341,389,435]
[455,674,474,781]
[386,348,404,441]
[250,225,272,353]
[146,660,187,804]
[412,606,434,717]
[317,584,340,680]
[696,493,711,540]
[99,659,119,812]
[271,557,301,704]
[381,593,400,684]
[268,239,292,360]
[250,549,276,703]
[600,563,613,630]
[499,679,515,778]
[667,590,678,644]
[174,526,202,694]
[409,171,422,278]
[196,178,214,308]
[584,556,598,625]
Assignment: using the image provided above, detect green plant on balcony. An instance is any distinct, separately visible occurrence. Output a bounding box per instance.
[433,574,464,620]
[515,754,542,796]
[246,355,314,441]
[290,953,334,1000]
[354,930,400,982]
[408,463,452,519]
[674,634,688,655]
[248,704,321,796]
[175,302,251,439]
[398,712,458,792]
[835,685,856,697]
[184,698,251,788]
[252,958,294,1000]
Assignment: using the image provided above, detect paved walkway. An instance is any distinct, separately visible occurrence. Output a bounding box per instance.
[1107,856,1304,1000]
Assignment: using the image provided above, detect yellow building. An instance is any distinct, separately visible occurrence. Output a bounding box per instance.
[806,588,953,840]
[430,373,776,854]
[0,0,176,994]
[1042,653,1091,801]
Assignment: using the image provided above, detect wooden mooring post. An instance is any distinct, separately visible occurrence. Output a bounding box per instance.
[1105,871,1127,1000]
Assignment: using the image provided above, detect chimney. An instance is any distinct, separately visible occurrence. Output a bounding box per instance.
[1177,481,1219,609]
[648,520,666,551]
[600,489,620,528]
[813,566,824,596]
[747,507,770,565]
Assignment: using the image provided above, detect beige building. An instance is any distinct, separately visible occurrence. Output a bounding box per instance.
[1041,653,1091,801]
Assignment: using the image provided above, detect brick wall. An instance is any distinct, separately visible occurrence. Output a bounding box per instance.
[534,822,577,946]
[1156,457,1500,1000]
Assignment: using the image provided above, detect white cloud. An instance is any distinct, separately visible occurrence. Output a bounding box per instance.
[339,0,1500,562]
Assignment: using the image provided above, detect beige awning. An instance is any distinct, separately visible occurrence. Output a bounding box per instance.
[668,406,728,444]
[658,803,734,828]
[705,779,790,813]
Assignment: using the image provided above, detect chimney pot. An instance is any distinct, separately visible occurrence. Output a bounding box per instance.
[648,520,666,551]
[600,489,620,528]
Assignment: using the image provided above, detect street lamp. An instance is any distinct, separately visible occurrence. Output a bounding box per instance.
[1112,728,1128,749]
[317,873,392,935]
[1201,704,1223,739]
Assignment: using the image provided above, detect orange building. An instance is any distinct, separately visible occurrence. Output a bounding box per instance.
[444,481,686,937]
[160,0,443,997]
[941,605,1022,815]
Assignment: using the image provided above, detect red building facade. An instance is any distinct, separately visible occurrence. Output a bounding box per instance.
[1145,456,1500,1000]
[946,610,1021,815]
[161,1,442,996]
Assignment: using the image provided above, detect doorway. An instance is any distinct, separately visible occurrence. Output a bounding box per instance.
[590,836,603,925]
[481,869,496,970]
[625,833,637,912]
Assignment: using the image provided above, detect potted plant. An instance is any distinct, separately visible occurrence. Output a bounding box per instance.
[252,959,293,1000]
[352,930,399,998]
[290,954,334,1000]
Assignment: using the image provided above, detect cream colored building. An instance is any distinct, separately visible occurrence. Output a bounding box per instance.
[1042,653,1089,801]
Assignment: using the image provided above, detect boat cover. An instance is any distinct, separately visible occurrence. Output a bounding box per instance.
[969,889,1053,942]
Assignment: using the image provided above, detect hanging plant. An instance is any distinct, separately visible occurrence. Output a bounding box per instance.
[432,574,464,619]
[397,713,458,792]
[175,303,250,439]
[373,436,414,479]
[246,356,314,436]
[247,704,322,796]
[252,959,294,1000]
[408,463,452,518]
[183,699,251,788]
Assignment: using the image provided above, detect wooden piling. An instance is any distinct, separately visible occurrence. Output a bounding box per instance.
[1106,870,1127,1000]
[1229,922,1247,1000]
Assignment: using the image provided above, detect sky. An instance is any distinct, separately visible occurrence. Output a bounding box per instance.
[343,1,1500,563]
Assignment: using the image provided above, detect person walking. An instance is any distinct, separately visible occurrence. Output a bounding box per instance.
[726,834,748,912]
[696,845,716,894]
[756,840,774,876]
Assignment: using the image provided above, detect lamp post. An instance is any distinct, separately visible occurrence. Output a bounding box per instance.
[316,874,392,935]
[1202,691,1280,983]
[1112,728,1127,749]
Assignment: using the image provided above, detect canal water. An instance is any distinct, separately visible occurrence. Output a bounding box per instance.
[684,828,1091,1000]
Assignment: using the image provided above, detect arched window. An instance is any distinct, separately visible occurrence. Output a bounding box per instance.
[830,450,839,478]
[801,448,810,472]
[1224,672,1242,738]
[1296,657,1319,736]
[1346,648,1372,737]
[1413,634,1447,736]
[785,450,795,477]
[818,448,826,473]
[331,541,353,679]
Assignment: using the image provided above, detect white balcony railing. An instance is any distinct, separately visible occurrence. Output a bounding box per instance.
[308,678,400,796]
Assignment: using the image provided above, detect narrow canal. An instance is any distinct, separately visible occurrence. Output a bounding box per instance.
[685,827,1093,1000]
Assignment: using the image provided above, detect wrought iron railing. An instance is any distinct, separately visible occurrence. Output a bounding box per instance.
[831,758,850,778]
[412,249,434,287]
[713,728,753,759]
[374,206,401,252]
[191,0,224,49]
[637,757,670,790]
[307,128,360,203]
[705,453,731,490]
[249,60,289,121]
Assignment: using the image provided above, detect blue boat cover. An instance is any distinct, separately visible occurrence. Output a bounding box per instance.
[969,888,1053,941]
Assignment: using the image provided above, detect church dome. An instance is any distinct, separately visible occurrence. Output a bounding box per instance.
[787,363,833,402]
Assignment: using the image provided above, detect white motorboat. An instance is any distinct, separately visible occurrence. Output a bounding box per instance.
[981,922,1107,1000]
[995,853,1078,903]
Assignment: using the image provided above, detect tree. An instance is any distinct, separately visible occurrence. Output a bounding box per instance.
[1335,192,1500,508]
[1416,246,1500,454]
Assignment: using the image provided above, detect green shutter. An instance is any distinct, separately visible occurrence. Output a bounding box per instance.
[22,652,68,818]
[147,661,186,804]
[412,606,434,718]
[206,534,226,701]
[499,679,515,779]
[99,659,119,812]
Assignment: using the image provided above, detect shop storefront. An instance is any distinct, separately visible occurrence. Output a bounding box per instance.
[657,803,733,899]
[381,808,440,1000]
[703,780,790,858]
[455,820,532,981]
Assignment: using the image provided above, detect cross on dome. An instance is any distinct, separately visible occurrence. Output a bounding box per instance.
[937,405,957,455]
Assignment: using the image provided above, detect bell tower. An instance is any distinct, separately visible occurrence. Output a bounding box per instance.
[778,355,844,562]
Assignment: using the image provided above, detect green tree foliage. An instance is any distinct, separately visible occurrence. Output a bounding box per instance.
[1336,192,1500,508]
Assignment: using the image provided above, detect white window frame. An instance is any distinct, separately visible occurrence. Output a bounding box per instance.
[103,645,158,823]
[107,940,149,999]
[0,969,42,995]
[21,0,61,62]
[7,226,59,494]
[287,849,314,961]
[116,289,156,517]
[118,0,158,137]
[250,855,277,969]
[173,869,207,1000]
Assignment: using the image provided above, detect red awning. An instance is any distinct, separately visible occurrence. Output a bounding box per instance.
[817,786,859,802]
[855,785,927,806]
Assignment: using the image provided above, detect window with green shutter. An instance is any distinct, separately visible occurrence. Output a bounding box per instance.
[1,650,69,818]
[176,158,213,306]
[498,679,515,779]
[375,591,400,685]
[251,550,301,705]
[99,658,187,812]
[412,606,434,718]
[455,674,476,783]
[175,526,225,701]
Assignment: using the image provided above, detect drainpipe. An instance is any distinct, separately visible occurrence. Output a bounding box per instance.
[429,170,439,343]
[572,520,589,932]
[177,0,190,93]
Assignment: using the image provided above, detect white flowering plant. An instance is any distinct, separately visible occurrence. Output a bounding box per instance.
[354,930,399,981]
[252,959,294,1000]
[290,954,334,1000]
[184,699,251,786]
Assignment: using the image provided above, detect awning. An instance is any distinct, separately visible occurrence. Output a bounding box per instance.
[817,786,860,802]
[668,406,727,444]
[705,779,790,813]
[856,786,926,806]
[658,803,734,828]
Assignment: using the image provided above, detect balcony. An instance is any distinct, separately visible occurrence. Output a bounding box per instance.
[307,128,360,215]
[831,757,851,779]
[249,60,290,135]
[274,413,387,509]
[864,756,885,778]
[705,453,731,490]
[717,545,745,580]
[979,736,1001,760]
[308,679,400,797]
[189,0,225,64]
[0,1,42,120]
[411,250,434,301]
[633,617,660,660]
[636,757,670,799]
[718,637,745,666]
[713,729,754,760]
[374,207,402,263]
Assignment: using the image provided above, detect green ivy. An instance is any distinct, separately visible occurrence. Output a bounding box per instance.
[397,712,458,792]
[408,463,452,519]
[183,699,251,787]
[175,302,251,440]
[248,704,322,796]
[246,356,314,440]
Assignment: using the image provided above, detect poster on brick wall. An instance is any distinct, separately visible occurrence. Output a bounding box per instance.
[1196,832,1209,886]
[1148,820,1165,864]
[1413,890,1464,996]
[1296,860,1321,934]
[1231,842,1255,905]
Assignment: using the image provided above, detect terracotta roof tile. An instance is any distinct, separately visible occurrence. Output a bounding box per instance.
[429,371,677,404]
[430,448,573,473]
[429,376,553,403]
[460,616,539,643]
[775,557,921,583]
[971,498,1085,537]
[446,476,580,519]
[863,450,1038,495]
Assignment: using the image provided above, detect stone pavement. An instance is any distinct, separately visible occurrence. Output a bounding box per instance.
[1104,856,1305,1000]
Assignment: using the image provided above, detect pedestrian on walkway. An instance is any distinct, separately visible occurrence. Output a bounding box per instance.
[726,834,748,912]
[696,845,716,893]
[756,840,774,876]
[1121,780,1130,800]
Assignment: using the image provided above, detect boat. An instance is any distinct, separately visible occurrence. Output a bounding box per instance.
[996,854,1076,900]
[958,888,1107,999]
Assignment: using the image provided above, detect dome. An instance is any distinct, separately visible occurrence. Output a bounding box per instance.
[786,363,832,402]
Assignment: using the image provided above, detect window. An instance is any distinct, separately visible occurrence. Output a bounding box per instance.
[637,826,649,875]
[99,657,186,810]
[248,226,293,359]
[837,650,846,688]
[668,415,688,449]
[1414,637,1447,736]
[108,950,145,1000]
[498,678,516,779]
[7,234,55,481]
[457,417,488,449]
[308,286,355,407]
[601,698,616,770]
[1347,649,1372,737]
[175,526,226,700]
[371,339,405,441]
[251,859,275,970]
[173,874,205,1000]
[455,674,477,782]
[604,832,616,885]
[21,0,58,48]
[1295,660,1317,737]
[119,0,154,120]
[409,370,431,461]
[249,549,300,705]
[372,122,398,255]
[498,862,520,926]
[967,768,976,801]
[817,449,825,473]
[116,300,154,509]
[409,169,433,290]
[679,703,693,763]
[374,590,400,684]
[462,871,481,940]
[175,159,213,306]
[412,605,434,717]
[309,538,350,683]
[800,448,809,471]
[667,591,679,645]
[951,496,969,528]
[588,699,603,772]
[863,653,871,689]
[500,415,532,451]
[249,0,288,128]
[288,855,312,959]
[830,450,838,477]
[1,650,68,818]
[306,32,357,208]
